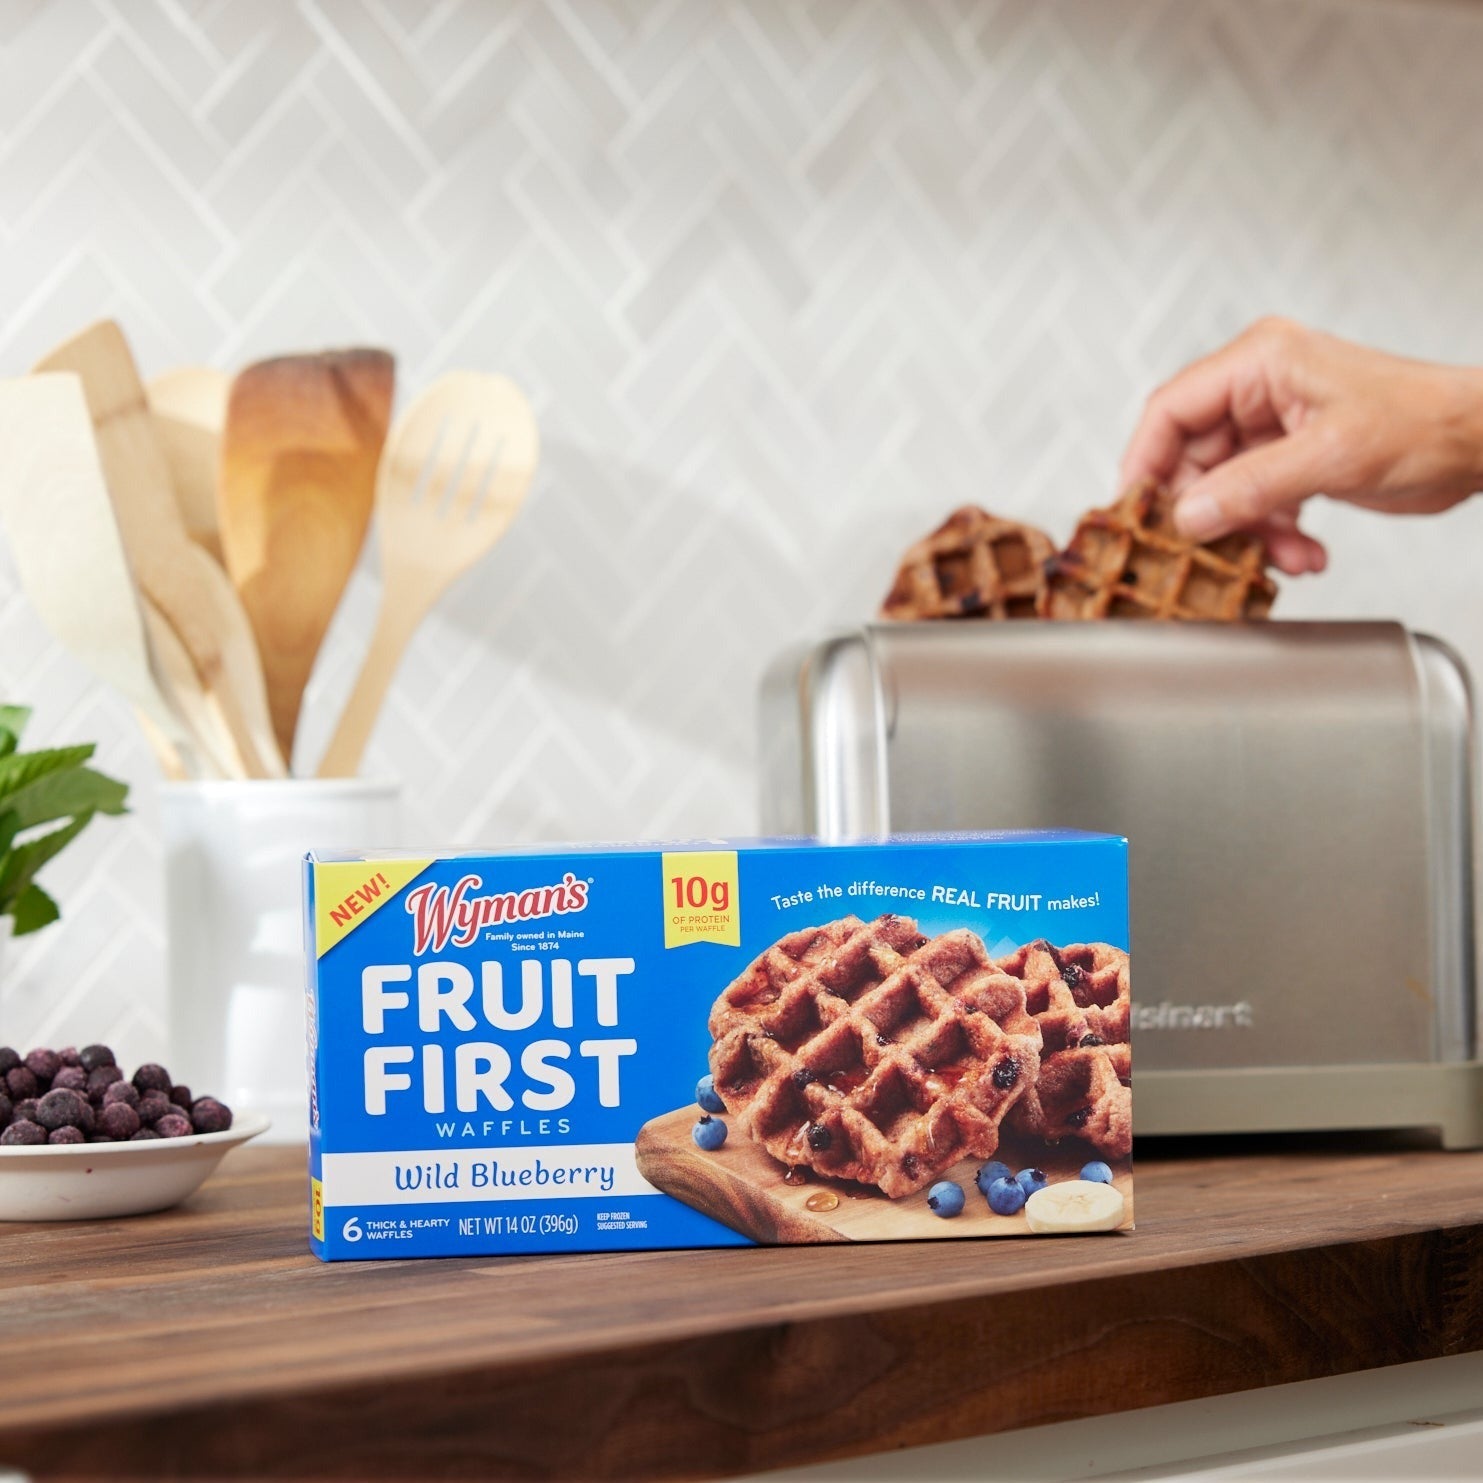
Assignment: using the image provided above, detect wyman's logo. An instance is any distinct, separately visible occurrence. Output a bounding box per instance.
[1133,1001,1254,1031]
[406,872,590,956]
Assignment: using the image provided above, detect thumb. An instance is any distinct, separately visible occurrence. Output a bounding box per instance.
[1173,430,1334,541]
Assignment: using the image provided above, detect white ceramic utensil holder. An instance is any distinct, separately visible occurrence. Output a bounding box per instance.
[162,779,400,1143]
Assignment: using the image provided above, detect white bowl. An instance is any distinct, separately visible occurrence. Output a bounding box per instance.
[0,1111,271,1221]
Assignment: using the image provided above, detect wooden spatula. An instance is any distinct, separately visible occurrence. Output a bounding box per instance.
[217,350,394,767]
[33,322,286,778]
[316,372,539,778]
[0,373,196,776]
[147,366,230,563]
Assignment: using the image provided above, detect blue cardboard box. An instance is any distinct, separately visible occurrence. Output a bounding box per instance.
[305,832,1132,1259]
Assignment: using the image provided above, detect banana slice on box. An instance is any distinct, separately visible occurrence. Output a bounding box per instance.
[1024,1179,1126,1234]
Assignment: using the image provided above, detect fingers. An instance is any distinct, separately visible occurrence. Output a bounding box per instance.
[1119,325,1289,490]
[1252,515,1328,575]
[1173,429,1335,542]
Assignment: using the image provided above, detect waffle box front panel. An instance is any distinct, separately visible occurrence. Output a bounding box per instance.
[305,834,1132,1259]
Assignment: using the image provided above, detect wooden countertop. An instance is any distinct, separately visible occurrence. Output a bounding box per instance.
[3,1137,1482,1481]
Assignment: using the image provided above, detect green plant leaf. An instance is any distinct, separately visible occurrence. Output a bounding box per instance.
[7,766,129,829]
[0,810,16,858]
[0,810,92,908]
[0,745,95,807]
[0,706,32,748]
[10,881,59,936]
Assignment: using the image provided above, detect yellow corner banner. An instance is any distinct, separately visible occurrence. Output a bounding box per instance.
[662,851,741,948]
[314,858,433,957]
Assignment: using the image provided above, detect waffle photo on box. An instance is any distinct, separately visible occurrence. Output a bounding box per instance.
[304,833,1132,1259]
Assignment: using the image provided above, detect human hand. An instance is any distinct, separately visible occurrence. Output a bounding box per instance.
[1119,317,1483,576]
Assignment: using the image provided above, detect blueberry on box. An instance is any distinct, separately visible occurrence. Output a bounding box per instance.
[1016,1168,1049,1198]
[987,1176,1026,1216]
[692,1115,727,1152]
[975,1160,1012,1196]
[695,1073,726,1115]
[926,1181,964,1218]
[1081,1160,1114,1185]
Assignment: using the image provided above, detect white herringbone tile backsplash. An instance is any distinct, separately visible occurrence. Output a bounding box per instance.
[3,0,1483,1058]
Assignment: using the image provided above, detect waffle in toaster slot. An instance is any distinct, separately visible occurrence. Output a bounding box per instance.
[1040,482,1276,621]
[880,506,1056,621]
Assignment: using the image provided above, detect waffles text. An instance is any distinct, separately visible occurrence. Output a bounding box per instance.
[359,954,638,1115]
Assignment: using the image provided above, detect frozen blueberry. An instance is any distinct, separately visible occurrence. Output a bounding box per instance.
[103,1080,140,1110]
[132,1063,172,1095]
[155,1112,193,1139]
[696,1073,725,1114]
[137,1091,171,1126]
[975,1160,1012,1197]
[99,1103,141,1140]
[0,1092,10,1131]
[987,1176,1027,1216]
[190,1097,232,1134]
[78,1044,116,1073]
[129,1128,160,1141]
[0,1047,20,1077]
[1015,1168,1049,1199]
[0,1119,46,1146]
[1080,1161,1114,1185]
[57,1046,81,1068]
[47,1125,85,1145]
[169,1085,192,1109]
[86,1064,124,1099]
[926,1180,965,1218]
[12,1098,39,1123]
[5,1066,39,1101]
[24,1048,61,1085]
[51,1066,87,1093]
[691,1115,727,1152]
[36,1088,92,1132]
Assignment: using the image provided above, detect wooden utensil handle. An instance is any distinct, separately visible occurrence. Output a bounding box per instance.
[316,601,425,779]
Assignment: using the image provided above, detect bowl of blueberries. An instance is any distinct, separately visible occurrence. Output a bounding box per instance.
[0,1042,268,1221]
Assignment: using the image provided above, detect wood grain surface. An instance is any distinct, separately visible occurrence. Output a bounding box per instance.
[1,1138,1481,1481]
[634,1104,1134,1243]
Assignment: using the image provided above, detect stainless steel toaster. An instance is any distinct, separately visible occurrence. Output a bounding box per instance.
[760,621,1483,1146]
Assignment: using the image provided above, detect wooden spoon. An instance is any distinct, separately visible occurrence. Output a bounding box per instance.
[217,350,394,767]
[316,372,539,778]
[0,373,196,777]
[33,322,286,778]
[147,366,230,563]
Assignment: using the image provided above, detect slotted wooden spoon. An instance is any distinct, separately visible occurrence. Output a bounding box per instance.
[316,372,539,778]
[217,349,394,767]
[34,322,286,778]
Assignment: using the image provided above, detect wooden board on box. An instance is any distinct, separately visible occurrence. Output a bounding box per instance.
[634,1104,1133,1243]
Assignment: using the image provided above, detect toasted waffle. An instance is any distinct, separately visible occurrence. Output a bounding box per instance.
[708,915,1042,1197]
[996,939,1133,1158]
[1040,481,1276,621]
[880,506,1056,620]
